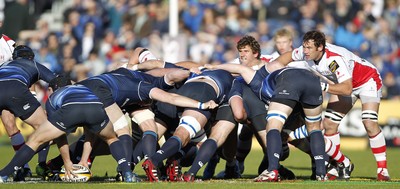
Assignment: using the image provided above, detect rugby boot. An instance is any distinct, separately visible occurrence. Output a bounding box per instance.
[166,159,182,181]
[326,161,339,180]
[124,171,141,183]
[316,174,328,181]
[254,169,280,182]
[182,172,195,182]
[377,168,390,181]
[0,175,8,183]
[337,161,354,180]
[13,167,31,182]
[278,165,296,180]
[142,159,159,182]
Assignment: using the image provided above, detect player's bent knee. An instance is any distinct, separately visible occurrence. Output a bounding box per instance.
[324,109,343,124]
[361,110,378,122]
[177,116,201,139]
[131,109,155,125]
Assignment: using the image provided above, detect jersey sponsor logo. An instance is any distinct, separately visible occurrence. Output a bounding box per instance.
[328,60,339,73]
[156,150,164,155]
[273,153,280,159]
[278,90,290,95]
[23,103,30,110]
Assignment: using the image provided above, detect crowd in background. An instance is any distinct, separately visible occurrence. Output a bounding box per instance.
[0,0,399,100]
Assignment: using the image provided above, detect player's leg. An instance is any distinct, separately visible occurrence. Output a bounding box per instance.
[131,108,158,161]
[0,120,63,182]
[143,110,207,182]
[359,96,389,180]
[1,110,32,178]
[323,95,354,179]
[303,104,326,181]
[255,101,293,182]
[97,121,139,182]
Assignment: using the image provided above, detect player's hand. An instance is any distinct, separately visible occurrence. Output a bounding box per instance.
[204,64,215,70]
[64,161,78,181]
[189,67,202,74]
[202,100,218,109]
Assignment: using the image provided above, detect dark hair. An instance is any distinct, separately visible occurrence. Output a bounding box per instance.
[236,35,261,60]
[12,45,35,60]
[303,31,326,51]
[49,75,72,91]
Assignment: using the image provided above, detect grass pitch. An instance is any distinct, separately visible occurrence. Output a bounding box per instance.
[0,136,399,188]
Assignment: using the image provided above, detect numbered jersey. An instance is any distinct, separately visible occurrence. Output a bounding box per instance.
[291,43,382,90]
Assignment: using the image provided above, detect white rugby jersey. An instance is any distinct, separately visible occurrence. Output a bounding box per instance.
[291,43,382,90]
[0,34,15,64]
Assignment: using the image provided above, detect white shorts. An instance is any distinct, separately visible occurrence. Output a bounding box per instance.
[352,78,381,103]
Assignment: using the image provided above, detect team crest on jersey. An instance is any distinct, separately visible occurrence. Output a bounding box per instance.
[328,60,339,72]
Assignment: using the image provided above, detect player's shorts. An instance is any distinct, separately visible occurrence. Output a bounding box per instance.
[48,103,109,134]
[282,103,305,131]
[79,79,114,107]
[352,77,382,103]
[0,80,41,120]
[242,84,268,118]
[214,103,236,124]
[272,69,322,107]
[176,82,217,118]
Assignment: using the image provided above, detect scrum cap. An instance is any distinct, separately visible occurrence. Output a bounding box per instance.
[12,45,35,60]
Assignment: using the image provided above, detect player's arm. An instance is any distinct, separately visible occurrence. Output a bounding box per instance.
[78,130,94,169]
[164,69,190,85]
[175,61,201,69]
[269,51,294,67]
[36,61,57,82]
[54,134,76,180]
[204,63,256,84]
[229,79,247,123]
[149,87,218,109]
[321,78,352,96]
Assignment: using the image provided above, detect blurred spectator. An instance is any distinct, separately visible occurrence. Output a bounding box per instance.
[332,0,360,26]
[382,72,400,100]
[182,1,204,34]
[74,49,106,81]
[2,0,35,39]
[35,42,61,74]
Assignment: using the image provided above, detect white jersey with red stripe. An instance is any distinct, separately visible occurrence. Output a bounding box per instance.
[0,34,15,64]
[291,43,382,90]
[230,54,276,70]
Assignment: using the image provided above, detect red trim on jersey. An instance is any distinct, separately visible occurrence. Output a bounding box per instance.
[1,34,12,42]
[352,62,382,89]
[261,57,272,63]
[325,48,341,58]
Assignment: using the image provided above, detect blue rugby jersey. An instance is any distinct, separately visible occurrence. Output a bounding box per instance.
[0,59,56,86]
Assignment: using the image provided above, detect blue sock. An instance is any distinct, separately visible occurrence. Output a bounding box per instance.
[266,129,282,171]
[151,136,181,165]
[118,134,133,164]
[188,139,217,175]
[179,143,198,167]
[0,145,35,176]
[109,141,130,172]
[141,131,157,159]
[132,140,144,166]
[309,130,326,176]
[37,144,50,164]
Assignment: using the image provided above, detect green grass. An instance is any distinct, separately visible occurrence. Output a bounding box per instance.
[0,136,399,188]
